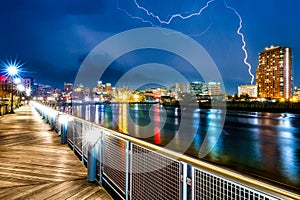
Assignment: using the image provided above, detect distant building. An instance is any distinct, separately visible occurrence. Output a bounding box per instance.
[170,83,185,93]
[0,75,10,97]
[32,84,52,99]
[293,87,300,102]
[188,81,208,95]
[64,83,73,92]
[238,84,257,98]
[106,83,112,95]
[187,81,222,96]
[208,82,221,96]
[256,46,293,100]
[23,77,34,89]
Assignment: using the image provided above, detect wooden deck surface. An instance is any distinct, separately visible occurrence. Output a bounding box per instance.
[0,105,112,199]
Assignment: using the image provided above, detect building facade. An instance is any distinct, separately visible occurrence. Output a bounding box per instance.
[188,81,208,95]
[256,46,293,100]
[208,82,222,96]
[238,84,257,98]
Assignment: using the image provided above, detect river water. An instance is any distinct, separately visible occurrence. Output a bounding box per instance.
[68,103,300,190]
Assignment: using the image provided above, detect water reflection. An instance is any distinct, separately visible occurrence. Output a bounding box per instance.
[69,103,300,190]
[153,104,161,144]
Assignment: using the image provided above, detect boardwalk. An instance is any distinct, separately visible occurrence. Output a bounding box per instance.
[0,105,112,200]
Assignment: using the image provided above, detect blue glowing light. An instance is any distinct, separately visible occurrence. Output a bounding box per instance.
[0,58,24,78]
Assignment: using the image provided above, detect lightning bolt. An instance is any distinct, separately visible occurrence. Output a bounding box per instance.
[117,0,214,37]
[132,0,214,25]
[117,1,156,26]
[119,0,254,84]
[224,1,254,84]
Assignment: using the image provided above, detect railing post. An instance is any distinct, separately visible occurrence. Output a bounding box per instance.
[98,131,104,186]
[45,114,49,124]
[61,123,67,144]
[187,164,193,200]
[182,162,187,200]
[50,115,56,130]
[87,143,97,182]
[125,141,131,200]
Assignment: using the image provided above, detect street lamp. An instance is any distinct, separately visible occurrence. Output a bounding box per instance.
[6,65,19,113]
[1,59,24,113]
[17,84,25,107]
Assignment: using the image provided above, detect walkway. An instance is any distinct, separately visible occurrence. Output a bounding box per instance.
[0,105,112,199]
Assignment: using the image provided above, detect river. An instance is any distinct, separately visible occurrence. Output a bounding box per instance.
[66,103,300,191]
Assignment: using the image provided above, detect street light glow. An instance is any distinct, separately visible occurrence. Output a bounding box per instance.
[25,87,31,97]
[14,78,21,84]
[7,65,18,76]
[17,84,25,92]
[0,58,24,78]
[0,58,24,114]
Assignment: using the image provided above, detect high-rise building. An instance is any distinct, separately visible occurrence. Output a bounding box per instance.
[256,46,293,100]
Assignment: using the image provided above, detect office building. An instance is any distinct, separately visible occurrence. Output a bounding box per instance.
[188,81,208,95]
[208,82,222,96]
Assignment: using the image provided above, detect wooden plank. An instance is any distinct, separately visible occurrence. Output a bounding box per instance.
[0,105,111,199]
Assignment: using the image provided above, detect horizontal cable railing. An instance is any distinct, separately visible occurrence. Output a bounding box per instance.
[32,102,299,200]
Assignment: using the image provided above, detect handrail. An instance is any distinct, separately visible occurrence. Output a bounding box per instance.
[34,102,300,200]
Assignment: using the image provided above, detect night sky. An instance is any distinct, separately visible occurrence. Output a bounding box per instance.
[1,0,299,94]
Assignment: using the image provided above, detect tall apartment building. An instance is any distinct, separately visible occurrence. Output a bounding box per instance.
[256,46,292,100]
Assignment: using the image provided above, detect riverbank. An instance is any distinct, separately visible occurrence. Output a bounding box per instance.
[199,101,300,114]
[45,101,300,114]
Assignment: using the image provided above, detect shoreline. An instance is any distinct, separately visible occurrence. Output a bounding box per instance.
[47,101,300,114]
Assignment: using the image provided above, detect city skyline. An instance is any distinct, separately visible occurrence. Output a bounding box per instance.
[1,0,300,94]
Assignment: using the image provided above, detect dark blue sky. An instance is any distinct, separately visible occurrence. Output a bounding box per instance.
[0,0,299,94]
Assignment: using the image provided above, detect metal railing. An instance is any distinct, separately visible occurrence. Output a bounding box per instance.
[32,102,299,200]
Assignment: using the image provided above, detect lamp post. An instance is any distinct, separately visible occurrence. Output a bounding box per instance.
[6,65,18,113]
[17,83,25,107]
[25,87,31,105]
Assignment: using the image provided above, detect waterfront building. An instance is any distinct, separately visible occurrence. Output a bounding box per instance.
[106,83,112,95]
[208,81,221,96]
[188,81,222,96]
[238,84,257,98]
[37,84,52,99]
[256,46,293,100]
[64,83,73,92]
[170,83,185,93]
[293,87,300,102]
[187,81,208,95]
